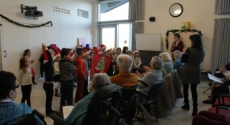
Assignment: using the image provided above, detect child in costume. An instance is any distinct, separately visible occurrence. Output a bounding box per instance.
[133,50,142,73]
[53,54,61,97]
[83,48,91,97]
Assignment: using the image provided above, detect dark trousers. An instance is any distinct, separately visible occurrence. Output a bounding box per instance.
[83,80,89,97]
[212,85,229,105]
[43,83,54,114]
[192,111,228,125]
[21,85,32,107]
[60,81,73,107]
[183,84,198,108]
[75,79,84,102]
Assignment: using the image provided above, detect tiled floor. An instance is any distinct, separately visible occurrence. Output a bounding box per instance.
[14,76,212,125]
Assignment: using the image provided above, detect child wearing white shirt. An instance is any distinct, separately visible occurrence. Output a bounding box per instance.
[54,55,61,97]
[18,57,33,107]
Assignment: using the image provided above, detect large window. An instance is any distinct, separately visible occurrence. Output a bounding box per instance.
[99,23,132,49]
[98,0,132,50]
[99,1,129,22]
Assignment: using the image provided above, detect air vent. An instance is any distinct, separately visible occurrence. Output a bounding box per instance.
[53,6,70,15]
[77,9,89,18]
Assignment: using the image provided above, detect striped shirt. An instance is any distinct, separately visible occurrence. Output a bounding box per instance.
[59,60,75,81]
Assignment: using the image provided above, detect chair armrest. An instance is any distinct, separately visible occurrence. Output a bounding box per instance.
[49,114,72,125]
[220,94,230,98]
[138,80,148,87]
[32,110,47,125]
[216,106,230,113]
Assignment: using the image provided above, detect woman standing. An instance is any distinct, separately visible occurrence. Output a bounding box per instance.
[181,34,205,116]
[171,33,184,59]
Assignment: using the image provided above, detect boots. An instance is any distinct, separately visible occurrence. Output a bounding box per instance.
[55,89,60,97]
[181,100,190,111]
[192,103,198,116]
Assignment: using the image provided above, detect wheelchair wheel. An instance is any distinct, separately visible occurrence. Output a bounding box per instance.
[133,101,150,125]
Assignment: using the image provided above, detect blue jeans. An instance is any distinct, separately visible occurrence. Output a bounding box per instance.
[60,81,73,107]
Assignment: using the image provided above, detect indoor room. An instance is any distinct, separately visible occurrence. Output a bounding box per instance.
[0,0,230,125]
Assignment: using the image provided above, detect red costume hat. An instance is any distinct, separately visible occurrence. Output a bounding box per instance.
[42,43,49,64]
[92,47,100,54]
[99,44,106,50]
[83,48,91,56]
[133,50,139,54]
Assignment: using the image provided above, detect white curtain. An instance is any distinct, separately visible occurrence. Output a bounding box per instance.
[129,0,145,20]
[210,18,230,73]
[215,0,230,14]
[132,22,144,50]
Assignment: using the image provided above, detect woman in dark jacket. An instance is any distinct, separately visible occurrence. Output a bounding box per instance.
[181,34,205,116]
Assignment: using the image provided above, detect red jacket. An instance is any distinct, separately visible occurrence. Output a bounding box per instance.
[171,41,184,52]
[74,57,86,79]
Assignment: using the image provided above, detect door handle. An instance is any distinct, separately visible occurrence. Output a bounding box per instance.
[3,50,7,57]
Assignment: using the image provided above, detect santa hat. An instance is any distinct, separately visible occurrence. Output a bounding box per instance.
[92,47,100,54]
[42,43,49,64]
[68,48,74,58]
[133,50,139,54]
[83,48,91,56]
[99,44,106,50]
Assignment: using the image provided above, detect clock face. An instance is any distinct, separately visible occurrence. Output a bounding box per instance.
[169,3,183,17]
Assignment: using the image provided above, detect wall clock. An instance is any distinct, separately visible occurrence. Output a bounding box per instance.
[169,3,183,17]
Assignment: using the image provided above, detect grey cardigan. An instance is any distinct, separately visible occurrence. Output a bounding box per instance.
[137,70,163,94]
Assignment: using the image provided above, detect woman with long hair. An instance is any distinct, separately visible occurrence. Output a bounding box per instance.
[181,34,205,116]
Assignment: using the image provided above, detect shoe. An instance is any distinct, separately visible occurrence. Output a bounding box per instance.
[202,100,212,104]
[46,110,57,116]
[192,109,198,116]
[181,105,190,111]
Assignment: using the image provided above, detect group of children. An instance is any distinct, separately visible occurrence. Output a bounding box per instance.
[16,44,142,114]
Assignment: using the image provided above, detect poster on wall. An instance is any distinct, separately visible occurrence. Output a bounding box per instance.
[78,38,86,47]
[90,53,112,78]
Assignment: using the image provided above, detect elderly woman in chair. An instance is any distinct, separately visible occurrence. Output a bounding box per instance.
[66,73,111,125]
[136,56,163,95]
[0,71,44,125]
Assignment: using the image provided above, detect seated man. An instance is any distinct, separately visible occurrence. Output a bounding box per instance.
[66,73,111,125]
[110,54,138,88]
[136,56,163,95]
[0,71,44,125]
[173,50,184,70]
[203,66,230,104]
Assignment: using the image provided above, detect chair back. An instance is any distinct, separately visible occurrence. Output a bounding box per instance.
[146,82,163,104]
[82,84,123,125]
[119,86,137,116]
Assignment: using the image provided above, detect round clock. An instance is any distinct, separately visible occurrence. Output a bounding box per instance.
[169,3,183,17]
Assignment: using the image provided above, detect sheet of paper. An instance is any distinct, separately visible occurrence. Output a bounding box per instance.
[208,73,223,84]
[63,106,74,119]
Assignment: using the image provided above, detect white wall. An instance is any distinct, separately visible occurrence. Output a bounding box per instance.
[0,0,93,78]
[144,0,230,71]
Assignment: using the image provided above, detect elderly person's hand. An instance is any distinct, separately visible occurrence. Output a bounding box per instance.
[143,66,151,72]
[219,65,226,73]
[135,71,141,77]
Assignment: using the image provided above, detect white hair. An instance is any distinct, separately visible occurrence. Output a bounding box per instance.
[151,56,164,70]
[173,50,182,59]
[91,73,111,91]
[159,52,172,62]
[116,54,133,71]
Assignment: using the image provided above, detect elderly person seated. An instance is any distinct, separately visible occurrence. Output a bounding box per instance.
[173,50,184,70]
[66,73,111,125]
[203,66,230,104]
[136,56,163,94]
[110,54,138,88]
[159,52,173,74]
[0,71,44,125]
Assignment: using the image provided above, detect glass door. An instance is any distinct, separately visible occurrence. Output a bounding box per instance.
[99,25,117,49]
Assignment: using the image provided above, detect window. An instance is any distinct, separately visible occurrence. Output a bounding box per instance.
[99,1,129,21]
